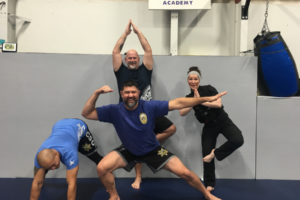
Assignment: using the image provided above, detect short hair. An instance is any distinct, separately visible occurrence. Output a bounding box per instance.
[121,80,139,91]
[187,66,202,77]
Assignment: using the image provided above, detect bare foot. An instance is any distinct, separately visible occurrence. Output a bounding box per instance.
[207,186,214,192]
[203,149,215,163]
[206,192,221,200]
[131,177,142,190]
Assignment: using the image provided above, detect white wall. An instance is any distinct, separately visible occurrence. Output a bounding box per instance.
[15,0,170,55]
[11,0,300,73]
[14,0,237,55]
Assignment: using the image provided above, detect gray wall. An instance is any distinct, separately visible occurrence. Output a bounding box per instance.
[0,53,257,179]
[256,96,300,180]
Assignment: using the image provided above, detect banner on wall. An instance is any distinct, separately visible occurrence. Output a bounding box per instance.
[148,0,211,10]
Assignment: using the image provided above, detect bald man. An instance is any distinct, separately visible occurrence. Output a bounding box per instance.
[30,118,103,200]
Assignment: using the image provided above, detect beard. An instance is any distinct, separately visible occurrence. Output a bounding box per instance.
[128,65,136,69]
[124,98,138,108]
[127,62,137,69]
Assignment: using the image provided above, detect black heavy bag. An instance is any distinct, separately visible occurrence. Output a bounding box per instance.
[254,32,299,97]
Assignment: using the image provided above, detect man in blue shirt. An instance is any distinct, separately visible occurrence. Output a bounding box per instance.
[30,118,103,200]
[82,80,226,200]
[112,19,176,189]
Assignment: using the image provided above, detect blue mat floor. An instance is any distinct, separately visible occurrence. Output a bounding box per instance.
[0,178,299,200]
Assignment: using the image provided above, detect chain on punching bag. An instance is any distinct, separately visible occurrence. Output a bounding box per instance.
[254,0,299,97]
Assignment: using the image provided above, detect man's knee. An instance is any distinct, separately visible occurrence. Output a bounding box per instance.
[97,162,108,177]
[97,152,126,176]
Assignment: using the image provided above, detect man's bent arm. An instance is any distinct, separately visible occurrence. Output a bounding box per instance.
[66,166,79,200]
[82,86,113,120]
[131,21,153,70]
[112,20,132,72]
[169,92,227,111]
[30,167,46,200]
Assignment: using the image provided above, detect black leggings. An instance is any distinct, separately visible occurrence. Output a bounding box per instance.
[201,117,244,187]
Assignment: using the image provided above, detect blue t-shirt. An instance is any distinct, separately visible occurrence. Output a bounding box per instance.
[115,63,153,101]
[34,118,88,170]
[96,100,169,156]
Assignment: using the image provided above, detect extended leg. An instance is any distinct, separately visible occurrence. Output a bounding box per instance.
[97,151,126,200]
[164,156,221,200]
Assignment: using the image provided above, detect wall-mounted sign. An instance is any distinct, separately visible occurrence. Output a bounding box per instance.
[149,0,211,10]
[2,42,17,52]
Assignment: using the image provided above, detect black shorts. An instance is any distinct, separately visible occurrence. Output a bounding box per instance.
[154,116,173,134]
[78,130,97,156]
[114,145,175,173]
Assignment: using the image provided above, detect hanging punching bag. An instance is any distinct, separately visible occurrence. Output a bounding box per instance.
[254,32,299,97]
[254,0,299,97]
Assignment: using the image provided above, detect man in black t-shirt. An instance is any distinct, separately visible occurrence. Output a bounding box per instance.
[112,20,176,189]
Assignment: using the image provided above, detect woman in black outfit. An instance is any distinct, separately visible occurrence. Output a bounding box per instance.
[180,66,244,192]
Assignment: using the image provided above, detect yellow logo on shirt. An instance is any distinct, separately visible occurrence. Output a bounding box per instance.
[139,113,148,124]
